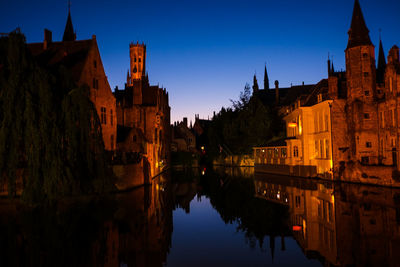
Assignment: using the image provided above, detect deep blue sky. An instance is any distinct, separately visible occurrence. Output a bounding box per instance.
[1,0,399,123]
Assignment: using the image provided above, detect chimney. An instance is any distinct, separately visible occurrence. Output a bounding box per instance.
[43,29,52,50]
[183,117,188,127]
[275,80,279,105]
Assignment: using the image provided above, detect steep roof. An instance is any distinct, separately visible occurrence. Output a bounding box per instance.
[347,0,372,49]
[28,39,93,82]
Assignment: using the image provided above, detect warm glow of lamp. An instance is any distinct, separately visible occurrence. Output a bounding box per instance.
[293,225,302,231]
[288,122,297,128]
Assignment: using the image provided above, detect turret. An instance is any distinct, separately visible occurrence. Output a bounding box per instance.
[129,42,146,84]
[345,0,376,101]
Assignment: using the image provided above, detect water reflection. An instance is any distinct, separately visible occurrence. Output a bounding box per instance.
[254,173,400,267]
[1,168,399,266]
[0,173,173,267]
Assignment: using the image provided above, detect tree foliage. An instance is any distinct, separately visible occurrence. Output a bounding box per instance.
[208,84,284,157]
[0,31,115,202]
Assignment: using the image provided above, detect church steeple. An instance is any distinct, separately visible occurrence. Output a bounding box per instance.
[62,3,76,42]
[264,64,269,90]
[347,0,372,49]
[253,74,259,93]
[377,38,386,84]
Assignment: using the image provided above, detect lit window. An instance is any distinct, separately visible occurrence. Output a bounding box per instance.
[101,107,106,124]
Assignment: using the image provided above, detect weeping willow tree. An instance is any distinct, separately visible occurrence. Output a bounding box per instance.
[0,31,115,203]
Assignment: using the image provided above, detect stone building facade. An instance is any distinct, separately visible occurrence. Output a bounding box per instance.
[114,42,171,178]
[255,0,400,186]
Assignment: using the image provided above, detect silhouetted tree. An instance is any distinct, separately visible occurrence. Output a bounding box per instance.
[0,31,115,202]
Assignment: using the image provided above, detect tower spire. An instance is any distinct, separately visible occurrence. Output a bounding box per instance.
[377,36,386,84]
[264,63,269,90]
[253,74,259,93]
[347,0,372,49]
[62,1,76,41]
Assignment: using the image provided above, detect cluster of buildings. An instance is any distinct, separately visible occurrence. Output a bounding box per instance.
[27,9,170,184]
[254,0,400,186]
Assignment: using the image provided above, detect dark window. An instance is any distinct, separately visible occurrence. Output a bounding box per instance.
[361,156,369,165]
[132,135,137,142]
[293,146,299,157]
[364,113,370,119]
[155,128,158,143]
[134,57,137,62]
[364,72,369,77]
[295,196,301,208]
[363,53,368,58]
[366,142,372,148]
[93,60,97,68]
[110,109,113,126]
[93,78,99,89]
[364,91,370,96]
[101,107,106,124]
[139,58,141,63]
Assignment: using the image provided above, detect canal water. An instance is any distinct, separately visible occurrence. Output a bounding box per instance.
[0,166,399,266]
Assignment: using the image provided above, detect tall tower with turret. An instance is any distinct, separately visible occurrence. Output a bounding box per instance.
[345,0,378,165]
[127,42,146,85]
[346,0,376,101]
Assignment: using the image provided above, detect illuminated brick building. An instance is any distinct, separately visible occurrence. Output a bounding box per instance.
[114,42,171,178]
[255,0,400,185]
[27,10,117,151]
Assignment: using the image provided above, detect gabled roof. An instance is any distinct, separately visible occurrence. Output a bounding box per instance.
[28,39,93,82]
[347,0,372,49]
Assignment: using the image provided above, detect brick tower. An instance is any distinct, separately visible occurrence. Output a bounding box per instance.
[345,0,378,164]
[127,42,146,85]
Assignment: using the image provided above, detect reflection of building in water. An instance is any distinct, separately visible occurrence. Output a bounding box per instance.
[115,173,173,266]
[254,174,338,265]
[334,184,400,266]
[0,172,173,267]
[254,174,400,266]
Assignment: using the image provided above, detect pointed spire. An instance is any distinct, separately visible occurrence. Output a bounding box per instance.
[62,2,76,41]
[253,74,259,93]
[127,69,130,84]
[377,37,386,84]
[347,0,372,49]
[264,64,270,90]
[331,61,335,73]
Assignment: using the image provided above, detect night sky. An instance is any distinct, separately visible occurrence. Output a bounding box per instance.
[1,0,399,123]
